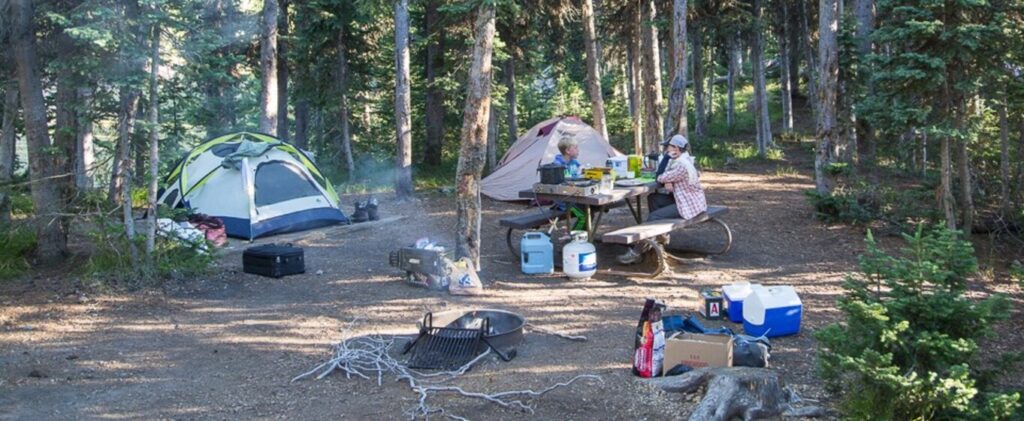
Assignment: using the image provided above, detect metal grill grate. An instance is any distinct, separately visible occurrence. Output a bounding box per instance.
[404,313,488,370]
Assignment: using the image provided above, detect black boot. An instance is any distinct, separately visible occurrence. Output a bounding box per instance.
[366,197,379,221]
[351,201,368,223]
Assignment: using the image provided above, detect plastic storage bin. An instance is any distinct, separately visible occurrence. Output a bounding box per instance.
[742,285,802,338]
[521,232,554,274]
[722,281,758,323]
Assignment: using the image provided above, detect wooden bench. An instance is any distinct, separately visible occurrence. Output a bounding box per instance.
[499,208,565,258]
[601,206,732,278]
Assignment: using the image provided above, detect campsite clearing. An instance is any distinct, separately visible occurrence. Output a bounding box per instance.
[2,144,1021,419]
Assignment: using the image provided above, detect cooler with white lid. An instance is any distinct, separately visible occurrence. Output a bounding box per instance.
[722,281,759,323]
[742,285,802,338]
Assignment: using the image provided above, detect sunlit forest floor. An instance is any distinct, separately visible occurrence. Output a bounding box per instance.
[2,138,1021,419]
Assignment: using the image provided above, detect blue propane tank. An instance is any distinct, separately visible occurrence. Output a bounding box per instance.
[520,231,554,274]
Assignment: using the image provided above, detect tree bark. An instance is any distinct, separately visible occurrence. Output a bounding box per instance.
[337,28,355,181]
[957,110,973,234]
[503,59,518,145]
[629,18,644,154]
[276,0,289,140]
[394,0,414,199]
[424,0,446,166]
[752,0,773,155]
[693,21,706,138]
[1,78,17,181]
[727,38,738,130]
[941,134,956,230]
[999,95,1010,215]
[54,60,75,200]
[294,99,309,149]
[581,0,607,140]
[800,0,820,123]
[815,0,839,195]
[75,87,94,189]
[486,102,498,174]
[854,0,875,171]
[641,0,664,152]
[11,0,68,264]
[259,0,279,135]
[146,25,160,256]
[455,3,495,268]
[778,0,794,133]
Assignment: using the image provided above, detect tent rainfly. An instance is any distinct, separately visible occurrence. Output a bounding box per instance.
[481,116,623,201]
[158,132,348,239]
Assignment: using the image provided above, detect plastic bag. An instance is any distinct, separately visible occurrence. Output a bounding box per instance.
[447,257,483,296]
[632,298,666,377]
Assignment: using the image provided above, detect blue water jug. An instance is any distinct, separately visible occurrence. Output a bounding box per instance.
[520,231,554,274]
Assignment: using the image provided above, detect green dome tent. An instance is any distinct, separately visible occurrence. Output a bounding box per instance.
[158,132,348,239]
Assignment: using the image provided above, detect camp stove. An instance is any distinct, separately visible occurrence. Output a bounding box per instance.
[403,309,525,370]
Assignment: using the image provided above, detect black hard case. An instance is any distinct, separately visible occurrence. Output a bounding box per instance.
[243,243,305,278]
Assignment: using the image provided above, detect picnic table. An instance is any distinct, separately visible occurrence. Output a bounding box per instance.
[517,181,659,240]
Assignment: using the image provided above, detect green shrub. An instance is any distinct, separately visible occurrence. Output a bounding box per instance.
[0,224,36,280]
[817,226,1021,420]
[85,216,215,285]
[1011,261,1023,288]
[805,188,876,224]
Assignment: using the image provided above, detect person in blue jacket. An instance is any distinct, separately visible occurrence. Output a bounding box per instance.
[551,137,586,230]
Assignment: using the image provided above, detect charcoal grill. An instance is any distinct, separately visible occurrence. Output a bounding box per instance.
[403,309,526,370]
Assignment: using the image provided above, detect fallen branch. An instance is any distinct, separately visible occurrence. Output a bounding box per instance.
[526,323,588,342]
[293,324,602,420]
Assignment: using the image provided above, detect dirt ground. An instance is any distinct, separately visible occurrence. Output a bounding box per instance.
[2,143,1021,420]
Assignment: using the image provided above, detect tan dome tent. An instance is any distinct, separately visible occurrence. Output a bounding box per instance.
[481,116,623,201]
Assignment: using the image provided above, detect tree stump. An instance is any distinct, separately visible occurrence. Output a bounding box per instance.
[644,367,828,420]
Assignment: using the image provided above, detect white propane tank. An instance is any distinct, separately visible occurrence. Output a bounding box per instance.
[563,231,597,280]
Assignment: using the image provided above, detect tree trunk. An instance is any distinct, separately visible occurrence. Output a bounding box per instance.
[800,0,820,123]
[259,0,279,135]
[455,3,495,268]
[641,0,664,152]
[779,1,794,133]
[486,103,498,174]
[294,99,309,149]
[854,0,875,172]
[394,0,414,199]
[277,0,289,140]
[707,45,715,122]
[54,64,75,200]
[666,0,689,139]
[629,23,644,154]
[337,29,355,181]
[75,87,94,189]
[940,134,956,230]
[815,0,839,195]
[581,0,607,140]
[999,95,1010,215]
[424,0,446,166]
[752,0,772,155]
[0,66,11,223]
[12,0,68,264]
[1,78,17,181]
[146,26,160,256]
[503,59,518,145]
[727,39,737,130]
[693,23,707,138]
[957,111,973,234]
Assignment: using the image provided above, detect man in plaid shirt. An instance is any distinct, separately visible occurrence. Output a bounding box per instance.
[618,135,707,264]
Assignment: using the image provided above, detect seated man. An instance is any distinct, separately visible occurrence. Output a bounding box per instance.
[618,134,707,264]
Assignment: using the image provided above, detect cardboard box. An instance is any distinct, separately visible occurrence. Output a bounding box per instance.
[663,333,733,370]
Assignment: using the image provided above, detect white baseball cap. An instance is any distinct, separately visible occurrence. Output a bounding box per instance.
[661,134,689,149]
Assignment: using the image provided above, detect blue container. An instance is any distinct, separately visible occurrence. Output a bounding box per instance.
[722,282,758,323]
[742,285,802,338]
[520,231,554,274]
